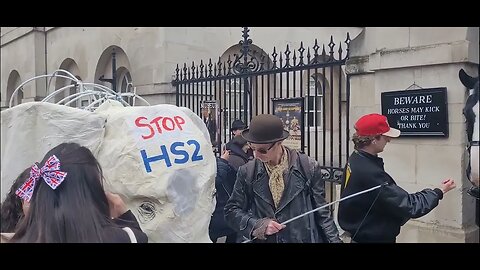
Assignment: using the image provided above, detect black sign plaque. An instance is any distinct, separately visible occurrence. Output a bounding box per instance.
[381,88,448,137]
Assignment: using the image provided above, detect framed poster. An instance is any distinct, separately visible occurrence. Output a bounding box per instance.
[272,97,304,152]
[200,100,220,152]
[381,88,448,137]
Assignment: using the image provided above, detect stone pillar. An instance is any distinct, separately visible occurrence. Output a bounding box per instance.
[345,27,479,242]
[31,28,47,101]
[0,28,47,107]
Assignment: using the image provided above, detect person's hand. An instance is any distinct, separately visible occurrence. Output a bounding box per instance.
[106,192,128,219]
[252,218,286,240]
[265,220,286,236]
[440,179,456,194]
[221,149,230,160]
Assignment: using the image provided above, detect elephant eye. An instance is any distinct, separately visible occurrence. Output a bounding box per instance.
[140,202,154,212]
[137,201,156,223]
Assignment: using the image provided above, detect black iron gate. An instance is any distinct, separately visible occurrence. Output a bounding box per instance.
[173,27,351,207]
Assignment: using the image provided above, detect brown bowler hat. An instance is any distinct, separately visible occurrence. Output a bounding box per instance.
[241,114,290,144]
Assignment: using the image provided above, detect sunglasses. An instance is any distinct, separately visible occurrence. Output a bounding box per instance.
[248,142,276,154]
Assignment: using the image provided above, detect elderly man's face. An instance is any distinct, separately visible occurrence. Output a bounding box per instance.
[248,142,278,162]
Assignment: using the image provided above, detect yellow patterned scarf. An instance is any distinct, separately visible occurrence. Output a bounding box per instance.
[264,147,289,208]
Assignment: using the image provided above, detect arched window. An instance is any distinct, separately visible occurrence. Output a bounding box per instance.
[223,78,248,137]
[95,46,133,106]
[119,71,132,93]
[117,68,133,105]
[218,44,272,140]
[305,74,325,127]
[6,70,23,107]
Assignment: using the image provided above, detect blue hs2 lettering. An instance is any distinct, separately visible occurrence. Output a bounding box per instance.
[140,139,203,172]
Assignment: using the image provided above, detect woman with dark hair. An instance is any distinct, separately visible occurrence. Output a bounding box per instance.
[10,142,148,243]
[1,168,31,242]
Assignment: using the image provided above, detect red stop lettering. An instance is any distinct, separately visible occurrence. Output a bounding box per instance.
[134,115,186,140]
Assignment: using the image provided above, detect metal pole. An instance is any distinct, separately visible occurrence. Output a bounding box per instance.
[244,77,249,122]
[112,49,117,92]
[242,183,386,243]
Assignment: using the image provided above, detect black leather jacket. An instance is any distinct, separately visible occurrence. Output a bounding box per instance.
[224,148,342,243]
[338,150,444,243]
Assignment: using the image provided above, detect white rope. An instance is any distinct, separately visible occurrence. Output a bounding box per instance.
[242,184,385,243]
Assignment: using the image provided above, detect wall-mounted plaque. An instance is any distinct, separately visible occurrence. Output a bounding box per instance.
[381,88,448,137]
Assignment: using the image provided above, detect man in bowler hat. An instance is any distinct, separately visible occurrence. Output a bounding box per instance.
[224,114,342,243]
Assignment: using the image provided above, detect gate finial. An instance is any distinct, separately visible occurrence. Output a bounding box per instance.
[240,27,252,61]
[234,27,260,74]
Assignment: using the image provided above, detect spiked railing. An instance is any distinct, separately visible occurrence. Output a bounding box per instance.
[173,28,351,85]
